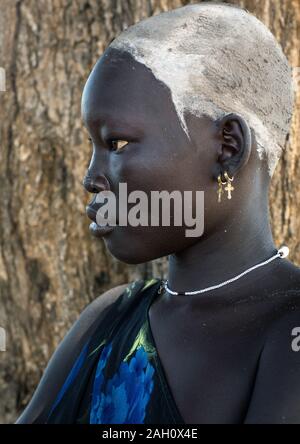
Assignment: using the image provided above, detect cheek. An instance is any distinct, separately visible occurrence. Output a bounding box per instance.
[109,142,172,192]
[103,223,197,264]
[109,139,210,222]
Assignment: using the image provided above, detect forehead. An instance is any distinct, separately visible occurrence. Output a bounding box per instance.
[81,48,165,128]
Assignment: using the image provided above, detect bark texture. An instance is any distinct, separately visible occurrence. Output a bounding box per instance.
[0,0,299,423]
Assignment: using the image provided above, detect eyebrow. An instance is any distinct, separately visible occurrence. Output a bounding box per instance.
[82,112,144,136]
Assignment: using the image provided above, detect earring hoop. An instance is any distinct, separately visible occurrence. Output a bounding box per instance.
[218,174,227,185]
[224,171,234,182]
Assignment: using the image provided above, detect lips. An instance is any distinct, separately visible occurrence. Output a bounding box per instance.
[86,205,100,224]
[86,204,118,224]
[89,221,114,237]
[86,204,117,237]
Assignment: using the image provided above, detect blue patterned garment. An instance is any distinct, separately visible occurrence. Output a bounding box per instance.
[90,343,155,423]
[46,279,185,424]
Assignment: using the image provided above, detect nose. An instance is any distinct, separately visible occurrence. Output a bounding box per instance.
[82,170,111,194]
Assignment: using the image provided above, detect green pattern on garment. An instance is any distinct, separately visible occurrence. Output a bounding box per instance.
[88,278,159,361]
[123,319,156,362]
[88,338,107,358]
[140,278,160,293]
[123,278,159,362]
[124,281,139,298]
[124,278,159,299]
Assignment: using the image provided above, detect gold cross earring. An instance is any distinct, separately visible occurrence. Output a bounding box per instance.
[224,171,234,199]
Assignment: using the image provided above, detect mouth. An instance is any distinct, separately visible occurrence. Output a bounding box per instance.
[86,205,118,237]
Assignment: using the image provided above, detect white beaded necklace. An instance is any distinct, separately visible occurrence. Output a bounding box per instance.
[162,246,289,296]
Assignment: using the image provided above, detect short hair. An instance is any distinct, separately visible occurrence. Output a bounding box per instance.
[109,2,294,177]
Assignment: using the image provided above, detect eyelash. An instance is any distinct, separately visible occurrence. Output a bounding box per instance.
[87,137,129,152]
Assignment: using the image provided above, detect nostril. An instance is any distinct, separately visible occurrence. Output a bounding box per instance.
[82,173,111,194]
[88,181,99,193]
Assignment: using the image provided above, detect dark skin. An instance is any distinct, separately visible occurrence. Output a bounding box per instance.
[17,46,300,424]
[81,47,300,424]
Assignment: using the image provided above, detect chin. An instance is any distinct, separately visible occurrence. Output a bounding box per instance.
[103,228,166,264]
[104,241,156,264]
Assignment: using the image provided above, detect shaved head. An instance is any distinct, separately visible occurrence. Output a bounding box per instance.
[109,2,294,177]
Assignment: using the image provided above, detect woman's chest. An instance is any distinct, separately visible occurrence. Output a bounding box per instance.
[148,303,264,424]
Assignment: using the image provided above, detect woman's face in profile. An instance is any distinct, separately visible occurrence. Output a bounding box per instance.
[81,47,221,264]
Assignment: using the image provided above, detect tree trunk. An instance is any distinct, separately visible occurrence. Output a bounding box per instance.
[0,0,299,423]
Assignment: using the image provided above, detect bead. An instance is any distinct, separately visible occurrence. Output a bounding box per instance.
[278,246,289,258]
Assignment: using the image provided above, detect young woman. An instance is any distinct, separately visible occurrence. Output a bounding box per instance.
[17,2,300,424]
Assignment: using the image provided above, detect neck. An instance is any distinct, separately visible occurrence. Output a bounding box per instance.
[167,197,277,294]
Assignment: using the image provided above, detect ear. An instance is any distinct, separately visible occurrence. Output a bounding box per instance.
[213,113,252,179]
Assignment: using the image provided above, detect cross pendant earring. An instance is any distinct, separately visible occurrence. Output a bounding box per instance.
[225,181,234,199]
[224,171,234,199]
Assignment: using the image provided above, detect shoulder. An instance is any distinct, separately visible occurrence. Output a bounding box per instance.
[15,281,134,424]
[76,282,134,330]
[273,258,300,288]
[244,263,300,423]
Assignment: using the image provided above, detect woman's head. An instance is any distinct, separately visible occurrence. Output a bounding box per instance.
[81,2,294,264]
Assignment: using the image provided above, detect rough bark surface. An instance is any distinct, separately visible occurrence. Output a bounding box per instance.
[0,0,298,423]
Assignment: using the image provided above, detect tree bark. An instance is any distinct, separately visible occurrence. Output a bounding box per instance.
[0,0,298,423]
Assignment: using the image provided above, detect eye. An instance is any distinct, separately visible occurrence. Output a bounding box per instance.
[86,136,129,152]
[109,139,129,152]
